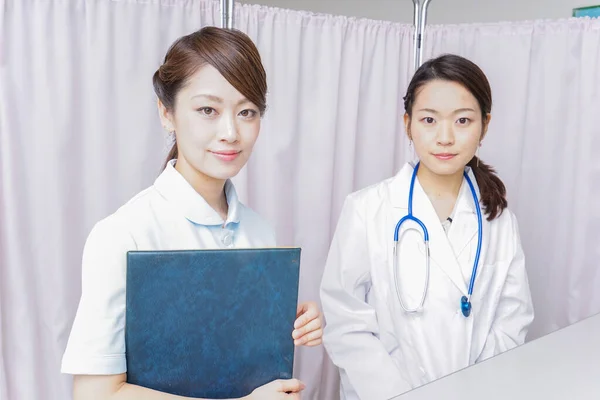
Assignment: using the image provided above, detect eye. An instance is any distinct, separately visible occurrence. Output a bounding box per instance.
[198,107,216,116]
[422,117,435,124]
[239,109,258,118]
[457,117,470,125]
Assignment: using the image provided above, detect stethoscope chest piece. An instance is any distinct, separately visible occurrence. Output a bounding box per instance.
[460,296,472,317]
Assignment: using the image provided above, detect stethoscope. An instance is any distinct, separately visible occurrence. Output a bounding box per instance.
[393,162,483,318]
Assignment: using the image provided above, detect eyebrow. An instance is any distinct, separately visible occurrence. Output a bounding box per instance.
[417,108,477,114]
[191,94,251,106]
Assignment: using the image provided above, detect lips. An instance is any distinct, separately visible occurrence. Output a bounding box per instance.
[210,150,241,161]
[433,153,457,160]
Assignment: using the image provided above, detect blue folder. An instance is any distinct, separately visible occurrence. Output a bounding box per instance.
[125,248,301,399]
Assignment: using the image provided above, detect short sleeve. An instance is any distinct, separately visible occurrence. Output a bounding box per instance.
[61,216,137,375]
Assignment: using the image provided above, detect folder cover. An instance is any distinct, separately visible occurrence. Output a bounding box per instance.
[125,248,301,399]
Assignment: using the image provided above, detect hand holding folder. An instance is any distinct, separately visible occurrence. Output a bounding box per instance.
[293,301,323,347]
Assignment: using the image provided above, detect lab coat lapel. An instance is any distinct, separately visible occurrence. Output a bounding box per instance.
[446,168,490,289]
[389,164,468,295]
[447,184,478,262]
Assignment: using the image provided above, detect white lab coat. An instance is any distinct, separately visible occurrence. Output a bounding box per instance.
[320,162,534,400]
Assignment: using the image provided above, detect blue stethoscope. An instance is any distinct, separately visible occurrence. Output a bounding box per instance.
[393,162,483,318]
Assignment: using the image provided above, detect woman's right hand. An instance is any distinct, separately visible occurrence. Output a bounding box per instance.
[245,379,305,399]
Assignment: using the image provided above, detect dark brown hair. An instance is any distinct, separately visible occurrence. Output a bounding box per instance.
[152,26,267,169]
[403,54,507,221]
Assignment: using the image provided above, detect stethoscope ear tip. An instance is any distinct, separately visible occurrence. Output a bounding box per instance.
[460,296,472,318]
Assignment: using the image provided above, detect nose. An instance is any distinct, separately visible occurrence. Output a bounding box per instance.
[217,114,239,143]
[436,121,455,146]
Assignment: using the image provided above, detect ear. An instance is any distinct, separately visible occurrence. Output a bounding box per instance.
[481,113,491,141]
[403,113,412,140]
[157,99,175,132]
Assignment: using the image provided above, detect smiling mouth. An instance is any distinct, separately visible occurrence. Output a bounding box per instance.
[209,150,241,161]
[433,153,457,160]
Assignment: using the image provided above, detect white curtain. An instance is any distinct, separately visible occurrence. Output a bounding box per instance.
[423,18,600,341]
[1,1,600,400]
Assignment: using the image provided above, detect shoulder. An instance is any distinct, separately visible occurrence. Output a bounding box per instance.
[491,206,520,231]
[84,186,159,252]
[342,175,398,214]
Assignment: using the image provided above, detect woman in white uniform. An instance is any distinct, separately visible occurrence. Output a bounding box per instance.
[61,27,322,400]
[320,54,534,400]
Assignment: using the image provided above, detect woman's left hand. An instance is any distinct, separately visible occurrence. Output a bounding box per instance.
[292,301,323,347]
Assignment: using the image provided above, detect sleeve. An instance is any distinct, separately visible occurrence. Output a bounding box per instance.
[320,195,411,400]
[476,213,535,362]
[61,216,137,375]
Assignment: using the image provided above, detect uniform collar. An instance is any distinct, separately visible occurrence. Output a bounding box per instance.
[389,160,481,215]
[153,159,241,226]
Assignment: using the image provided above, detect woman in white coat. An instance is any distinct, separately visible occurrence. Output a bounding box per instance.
[320,54,534,400]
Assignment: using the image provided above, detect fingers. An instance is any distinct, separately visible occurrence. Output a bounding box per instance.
[294,302,320,329]
[295,328,323,346]
[293,317,323,345]
[303,338,323,347]
[276,378,305,393]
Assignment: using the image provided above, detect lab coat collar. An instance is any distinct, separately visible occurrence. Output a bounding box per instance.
[153,159,241,226]
[390,160,482,216]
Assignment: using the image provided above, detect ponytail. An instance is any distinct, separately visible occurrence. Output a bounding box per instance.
[467,156,507,221]
[162,141,178,171]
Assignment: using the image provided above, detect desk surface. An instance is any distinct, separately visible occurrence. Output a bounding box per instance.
[394,312,600,400]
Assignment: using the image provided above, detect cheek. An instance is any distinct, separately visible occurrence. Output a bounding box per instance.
[240,122,261,146]
[457,128,482,149]
[411,125,436,148]
[179,118,216,145]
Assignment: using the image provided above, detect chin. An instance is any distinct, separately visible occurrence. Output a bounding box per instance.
[184,161,242,181]
[210,166,244,180]
[207,170,240,181]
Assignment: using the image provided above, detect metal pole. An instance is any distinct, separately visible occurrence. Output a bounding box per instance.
[412,0,432,71]
[220,0,234,29]
[412,0,422,72]
[418,0,432,69]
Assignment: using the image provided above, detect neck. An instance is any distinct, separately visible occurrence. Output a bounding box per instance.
[416,163,463,200]
[175,160,229,220]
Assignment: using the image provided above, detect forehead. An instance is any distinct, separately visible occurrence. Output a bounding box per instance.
[179,64,245,101]
[413,79,479,111]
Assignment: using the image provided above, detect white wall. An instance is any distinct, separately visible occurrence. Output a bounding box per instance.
[239,0,599,24]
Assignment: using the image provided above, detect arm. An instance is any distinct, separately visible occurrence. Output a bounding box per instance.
[477,213,535,362]
[73,374,303,400]
[320,196,411,400]
[73,374,194,400]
